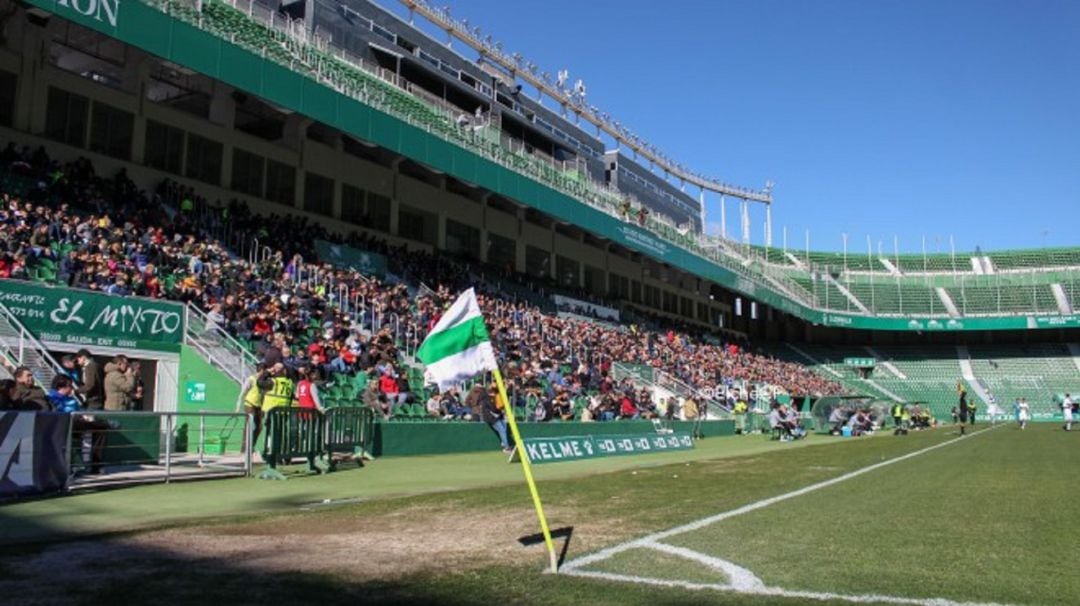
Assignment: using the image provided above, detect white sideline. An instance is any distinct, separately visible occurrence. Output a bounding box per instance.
[562,425,999,572]
[560,426,1006,605]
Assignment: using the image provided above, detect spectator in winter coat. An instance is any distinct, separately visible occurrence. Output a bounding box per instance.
[103,355,137,411]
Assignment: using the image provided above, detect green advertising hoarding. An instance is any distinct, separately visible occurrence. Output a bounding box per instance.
[314,240,387,279]
[0,280,185,352]
[521,432,694,465]
[844,357,876,368]
[816,312,1038,332]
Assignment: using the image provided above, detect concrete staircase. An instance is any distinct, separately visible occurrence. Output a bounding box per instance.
[0,301,69,390]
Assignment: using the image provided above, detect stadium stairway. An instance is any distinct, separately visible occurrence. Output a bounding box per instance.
[184,303,259,387]
[0,301,70,389]
[956,346,992,406]
[610,362,731,419]
[1051,284,1073,314]
[825,275,870,313]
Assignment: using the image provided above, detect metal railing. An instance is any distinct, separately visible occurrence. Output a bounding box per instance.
[184,303,259,385]
[0,301,72,390]
[67,410,252,489]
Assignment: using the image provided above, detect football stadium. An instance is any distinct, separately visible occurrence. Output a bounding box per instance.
[0,0,1077,604]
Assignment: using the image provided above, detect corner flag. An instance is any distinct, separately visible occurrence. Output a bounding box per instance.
[415,288,560,572]
[416,288,498,390]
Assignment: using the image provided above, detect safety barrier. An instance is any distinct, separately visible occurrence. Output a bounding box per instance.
[323,407,376,471]
[261,407,375,479]
[261,408,324,479]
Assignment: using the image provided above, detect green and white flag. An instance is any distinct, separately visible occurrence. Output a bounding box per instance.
[416,288,498,390]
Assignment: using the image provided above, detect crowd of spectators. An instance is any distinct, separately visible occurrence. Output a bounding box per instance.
[0,142,843,424]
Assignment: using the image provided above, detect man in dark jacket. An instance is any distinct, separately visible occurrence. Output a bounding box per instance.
[76,349,105,410]
[11,366,50,411]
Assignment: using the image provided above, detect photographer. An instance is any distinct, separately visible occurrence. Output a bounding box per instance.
[103,355,138,411]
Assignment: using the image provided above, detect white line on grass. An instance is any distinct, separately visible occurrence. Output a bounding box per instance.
[562,569,1011,606]
[562,425,999,572]
[640,539,764,591]
[560,425,1008,605]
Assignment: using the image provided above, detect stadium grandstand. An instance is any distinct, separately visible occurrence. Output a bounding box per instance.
[0,0,1076,482]
[0,2,1079,605]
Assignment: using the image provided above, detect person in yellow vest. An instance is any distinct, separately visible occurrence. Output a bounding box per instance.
[733,399,749,435]
[236,363,268,448]
[893,404,910,436]
[966,397,977,428]
[261,363,295,412]
[891,402,904,429]
[258,363,295,463]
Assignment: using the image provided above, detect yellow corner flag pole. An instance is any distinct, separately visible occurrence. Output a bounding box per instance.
[492,367,559,573]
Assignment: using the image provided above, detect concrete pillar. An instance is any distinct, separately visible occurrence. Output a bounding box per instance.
[21,24,48,134]
[514,206,526,274]
[208,82,236,130]
[281,113,311,152]
[389,157,403,236]
[479,193,490,263]
[127,51,152,164]
[436,210,447,251]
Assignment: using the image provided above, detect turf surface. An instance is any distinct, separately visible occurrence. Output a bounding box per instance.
[1,423,1075,605]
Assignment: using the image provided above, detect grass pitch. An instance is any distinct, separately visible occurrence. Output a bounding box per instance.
[1,422,1076,605]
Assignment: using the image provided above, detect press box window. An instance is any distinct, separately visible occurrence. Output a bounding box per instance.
[45,87,89,148]
[89,102,134,160]
[144,120,184,175]
[185,134,223,185]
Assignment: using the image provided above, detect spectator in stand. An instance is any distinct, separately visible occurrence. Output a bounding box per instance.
[618,392,639,420]
[0,143,843,427]
[379,369,405,411]
[426,389,445,419]
[441,388,471,420]
[362,379,390,419]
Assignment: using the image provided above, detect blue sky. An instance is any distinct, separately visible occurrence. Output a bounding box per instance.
[385,0,1080,253]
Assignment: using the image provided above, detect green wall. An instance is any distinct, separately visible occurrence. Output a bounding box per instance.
[175,344,243,453]
[177,344,240,413]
